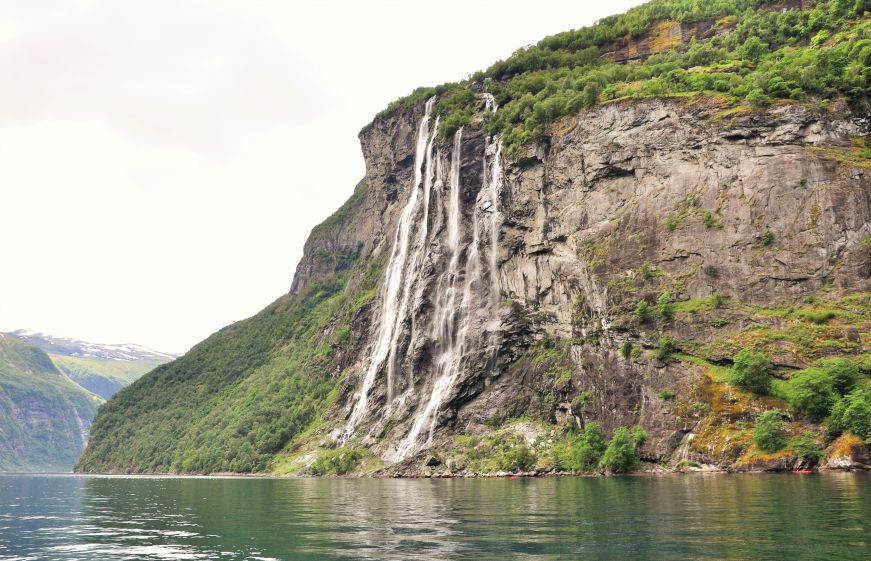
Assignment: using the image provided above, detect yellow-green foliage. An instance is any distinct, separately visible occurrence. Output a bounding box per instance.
[308,447,365,476]
[380,1,871,155]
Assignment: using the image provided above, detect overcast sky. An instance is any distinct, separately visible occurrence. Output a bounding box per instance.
[0,0,643,354]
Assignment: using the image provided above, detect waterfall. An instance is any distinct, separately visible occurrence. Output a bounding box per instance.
[396,127,469,460]
[343,97,437,441]
[482,94,503,311]
[385,114,440,402]
[396,96,505,460]
[346,93,506,459]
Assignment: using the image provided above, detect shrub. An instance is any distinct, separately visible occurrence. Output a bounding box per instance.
[712,291,723,309]
[600,426,647,474]
[559,422,608,471]
[654,337,674,361]
[732,348,773,395]
[795,309,836,324]
[664,214,677,232]
[753,410,786,453]
[814,357,859,394]
[830,389,871,441]
[703,211,715,228]
[620,341,633,359]
[497,441,536,472]
[639,261,659,280]
[788,368,838,421]
[762,230,774,246]
[309,447,363,475]
[794,431,825,466]
[657,291,674,319]
[635,300,650,323]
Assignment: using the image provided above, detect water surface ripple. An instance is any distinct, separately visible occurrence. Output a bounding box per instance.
[1,473,869,560]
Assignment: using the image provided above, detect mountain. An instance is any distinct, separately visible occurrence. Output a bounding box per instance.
[79,0,871,476]
[0,332,175,471]
[0,334,101,472]
[11,330,176,399]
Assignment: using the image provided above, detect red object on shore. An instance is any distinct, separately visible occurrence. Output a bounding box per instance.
[791,470,813,474]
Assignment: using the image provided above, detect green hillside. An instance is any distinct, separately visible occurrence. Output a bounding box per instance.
[78,0,871,475]
[50,355,157,400]
[0,335,102,472]
[381,0,870,153]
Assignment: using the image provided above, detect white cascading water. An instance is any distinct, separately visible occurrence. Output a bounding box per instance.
[385,114,440,402]
[343,97,438,441]
[482,94,503,310]
[396,127,469,460]
[396,97,505,460]
[345,93,505,458]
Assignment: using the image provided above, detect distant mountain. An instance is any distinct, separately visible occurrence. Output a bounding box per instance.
[0,331,176,472]
[0,334,101,472]
[10,330,176,399]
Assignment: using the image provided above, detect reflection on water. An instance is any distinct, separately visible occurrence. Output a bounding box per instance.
[0,473,869,560]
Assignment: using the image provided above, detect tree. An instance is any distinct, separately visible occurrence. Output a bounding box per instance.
[600,426,647,473]
[566,422,608,471]
[788,368,837,421]
[794,432,825,466]
[732,348,773,395]
[635,300,650,322]
[753,410,786,453]
[814,358,859,395]
[657,291,675,320]
[830,389,871,441]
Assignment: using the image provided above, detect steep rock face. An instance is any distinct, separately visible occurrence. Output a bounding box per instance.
[322,96,870,469]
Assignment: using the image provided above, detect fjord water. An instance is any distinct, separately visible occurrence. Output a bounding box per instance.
[2,474,869,560]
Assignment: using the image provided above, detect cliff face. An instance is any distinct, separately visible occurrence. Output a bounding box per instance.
[302,95,870,471]
[77,89,871,475]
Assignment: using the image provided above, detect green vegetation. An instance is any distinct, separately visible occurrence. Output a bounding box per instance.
[732,348,773,395]
[654,337,675,361]
[555,423,608,471]
[639,261,661,279]
[0,336,102,472]
[77,188,382,473]
[762,229,775,246]
[782,357,864,422]
[308,448,364,475]
[657,290,675,319]
[455,433,537,473]
[794,431,825,465]
[787,368,839,421]
[378,0,871,155]
[830,389,871,440]
[753,410,786,452]
[635,299,651,322]
[600,426,648,473]
[50,354,156,400]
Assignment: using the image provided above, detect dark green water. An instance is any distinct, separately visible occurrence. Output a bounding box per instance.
[1,473,869,560]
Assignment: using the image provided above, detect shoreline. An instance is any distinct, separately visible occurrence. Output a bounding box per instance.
[45,463,871,479]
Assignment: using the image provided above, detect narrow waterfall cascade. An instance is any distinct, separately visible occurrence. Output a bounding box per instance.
[385,113,440,403]
[482,94,503,312]
[345,93,506,458]
[342,97,438,442]
[396,127,470,460]
[396,97,506,460]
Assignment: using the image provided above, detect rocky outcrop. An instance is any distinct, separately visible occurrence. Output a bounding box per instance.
[297,95,870,472]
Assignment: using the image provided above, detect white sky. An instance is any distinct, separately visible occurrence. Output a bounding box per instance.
[0,0,643,354]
